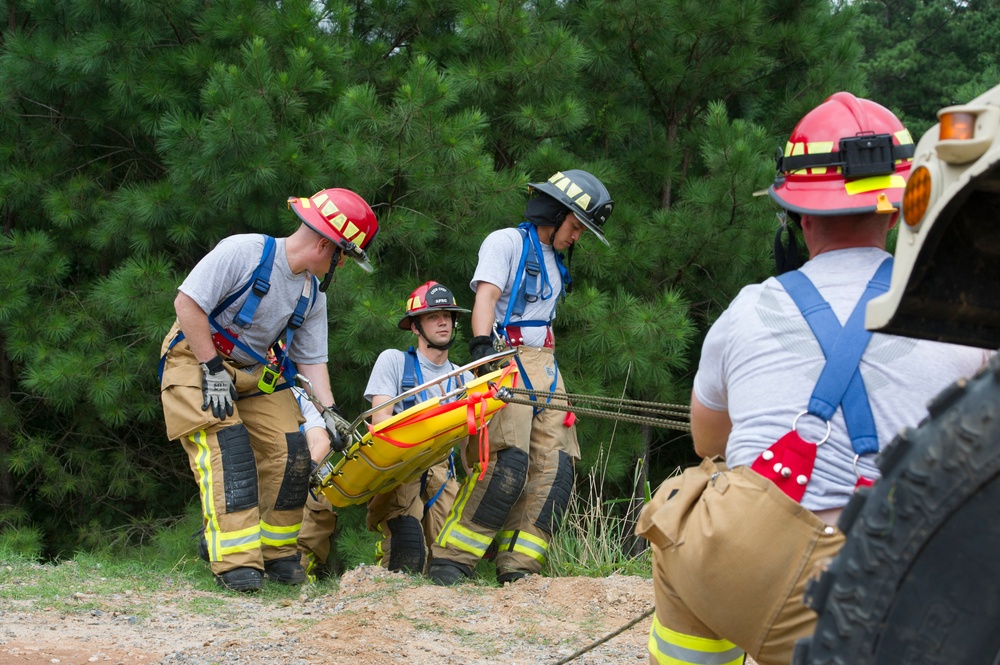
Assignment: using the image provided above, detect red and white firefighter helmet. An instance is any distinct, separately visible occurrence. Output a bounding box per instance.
[288,188,379,272]
[398,281,470,330]
[769,92,915,217]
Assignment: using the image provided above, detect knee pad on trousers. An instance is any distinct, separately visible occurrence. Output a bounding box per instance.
[471,447,529,531]
[274,431,311,511]
[385,515,425,574]
[218,424,258,512]
[535,451,574,535]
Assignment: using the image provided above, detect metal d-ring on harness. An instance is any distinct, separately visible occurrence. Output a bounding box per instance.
[493,386,691,432]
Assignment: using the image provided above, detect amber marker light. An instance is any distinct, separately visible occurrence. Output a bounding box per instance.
[939,112,976,141]
[903,165,931,227]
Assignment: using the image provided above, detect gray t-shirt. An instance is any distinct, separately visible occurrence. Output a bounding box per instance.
[470,227,562,348]
[179,234,329,367]
[694,247,989,511]
[364,348,474,415]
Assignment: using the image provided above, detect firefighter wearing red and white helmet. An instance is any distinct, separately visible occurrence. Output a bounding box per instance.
[636,93,987,665]
[159,186,378,592]
[298,280,474,577]
[429,169,613,587]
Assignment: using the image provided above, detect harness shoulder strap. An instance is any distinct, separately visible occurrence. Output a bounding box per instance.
[232,235,276,328]
[399,347,426,411]
[777,258,893,456]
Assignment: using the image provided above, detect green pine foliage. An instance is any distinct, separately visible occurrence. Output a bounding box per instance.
[2,0,971,560]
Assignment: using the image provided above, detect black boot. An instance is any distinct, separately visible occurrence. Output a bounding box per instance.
[428,559,473,586]
[265,555,307,585]
[497,569,531,585]
[215,567,263,593]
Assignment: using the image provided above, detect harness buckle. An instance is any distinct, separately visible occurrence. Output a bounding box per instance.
[252,277,270,297]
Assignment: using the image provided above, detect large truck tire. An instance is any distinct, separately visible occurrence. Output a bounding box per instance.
[793,353,1000,665]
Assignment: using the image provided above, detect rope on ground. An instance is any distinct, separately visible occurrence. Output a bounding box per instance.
[548,605,656,665]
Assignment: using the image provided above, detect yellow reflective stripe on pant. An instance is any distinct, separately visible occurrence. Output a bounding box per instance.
[191,430,262,559]
[496,529,548,563]
[649,615,744,665]
[435,464,493,556]
[260,520,300,547]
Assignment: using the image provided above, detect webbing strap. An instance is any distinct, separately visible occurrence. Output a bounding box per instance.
[502,223,555,331]
[400,347,426,411]
[776,258,893,456]
[160,234,316,391]
[234,236,275,328]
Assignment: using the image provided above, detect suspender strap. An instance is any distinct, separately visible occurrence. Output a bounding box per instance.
[400,347,426,411]
[776,258,893,456]
[502,223,556,334]
[233,235,275,328]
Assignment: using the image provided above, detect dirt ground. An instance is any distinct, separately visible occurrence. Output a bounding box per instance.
[0,565,659,665]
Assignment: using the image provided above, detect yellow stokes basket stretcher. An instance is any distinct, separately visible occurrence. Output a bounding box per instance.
[310,354,519,507]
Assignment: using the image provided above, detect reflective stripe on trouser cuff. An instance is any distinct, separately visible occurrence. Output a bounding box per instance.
[649,614,744,665]
[260,521,301,547]
[497,529,548,563]
[439,523,493,557]
[214,523,261,556]
[301,550,318,574]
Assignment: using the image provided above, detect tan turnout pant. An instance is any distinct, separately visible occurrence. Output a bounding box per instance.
[636,457,845,665]
[432,346,578,576]
[160,323,308,576]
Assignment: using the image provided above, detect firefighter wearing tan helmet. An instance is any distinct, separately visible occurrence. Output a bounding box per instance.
[635,94,988,665]
[160,187,378,593]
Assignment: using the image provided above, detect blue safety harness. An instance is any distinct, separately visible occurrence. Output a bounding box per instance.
[498,222,571,415]
[398,346,461,512]
[158,235,318,393]
[776,257,893,457]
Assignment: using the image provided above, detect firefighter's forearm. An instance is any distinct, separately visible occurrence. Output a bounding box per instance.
[471,283,502,337]
[174,292,219,364]
[298,362,336,408]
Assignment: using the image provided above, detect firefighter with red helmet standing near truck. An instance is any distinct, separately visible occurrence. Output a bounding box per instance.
[635,94,988,665]
[159,188,378,593]
[429,170,614,586]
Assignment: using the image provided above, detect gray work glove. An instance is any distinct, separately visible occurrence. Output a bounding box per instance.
[322,404,352,452]
[200,356,237,420]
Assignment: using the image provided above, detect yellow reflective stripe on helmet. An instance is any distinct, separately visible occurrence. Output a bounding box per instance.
[436,464,482,547]
[260,521,300,547]
[217,523,261,555]
[845,175,906,195]
[895,128,914,145]
[648,615,744,665]
[497,530,549,563]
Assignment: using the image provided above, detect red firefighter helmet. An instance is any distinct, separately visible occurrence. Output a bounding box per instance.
[288,188,379,272]
[398,281,470,330]
[769,92,915,217]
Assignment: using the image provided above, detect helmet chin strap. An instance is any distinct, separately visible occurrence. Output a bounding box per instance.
[414,317,456,351]
[318,248,343,292]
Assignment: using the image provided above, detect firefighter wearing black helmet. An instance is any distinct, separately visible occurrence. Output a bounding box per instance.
[429,170,613,586]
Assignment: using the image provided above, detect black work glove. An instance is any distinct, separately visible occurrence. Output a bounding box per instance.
[200,356,237,420]
[322,403,351,452]
[469,335,498,377]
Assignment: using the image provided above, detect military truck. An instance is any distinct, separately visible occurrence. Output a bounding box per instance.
[793,85,1000,664]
